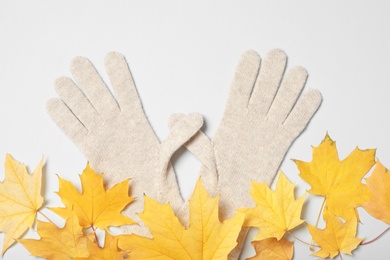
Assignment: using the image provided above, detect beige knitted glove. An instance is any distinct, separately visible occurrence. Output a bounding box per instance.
[179,49,322,258]
[47,52,203,236]
[215,49,321,217]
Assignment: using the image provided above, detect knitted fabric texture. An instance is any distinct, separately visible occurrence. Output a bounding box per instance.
[178,49,322,259]
[47,50,322,258]
[46,52,204,237]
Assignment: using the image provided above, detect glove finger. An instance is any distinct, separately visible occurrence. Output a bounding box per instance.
[47,98,88,145]
[267,66,308,123]
[248,49,287,116]
[161,113,204,163]
[225,50,260,115]
[169,113,217,174]
[283,89,322,138]
[55,77,101,131]
[70,56,120,121]
[168,113,218,193]
[159,113,204,211]
[104,52,143,115]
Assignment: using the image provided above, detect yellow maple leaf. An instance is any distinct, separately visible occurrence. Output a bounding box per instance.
[247,237,294,260]
[362,160,390,224]
[19,213,89,259]
[118,178,245,260]
[307,211,363,259]
[241,171,305,241]
[294,133,375,220]
[0,154,44,254]
[51,163,135,230]
[80,233,128,260]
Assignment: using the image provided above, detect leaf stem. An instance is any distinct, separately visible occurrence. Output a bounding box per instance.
[314,197,327,228]
[310,197,326,250]
[360,226,390,245]
[286,231,318,247]
[38,210,53,223]
[91,225,101,248]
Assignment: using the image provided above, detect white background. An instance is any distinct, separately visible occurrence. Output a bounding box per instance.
[1,1,390,259]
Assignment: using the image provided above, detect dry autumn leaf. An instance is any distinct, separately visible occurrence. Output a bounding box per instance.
[307,211,363,259]
[0,154,44,254]
[363,160,390,224]
[247,237,294,260]
[118,178,245,260]
[51,163,135,230]
[241,171,305,241]
[81,233,128,260]
[294,133,375,220]
[19,213,89,259]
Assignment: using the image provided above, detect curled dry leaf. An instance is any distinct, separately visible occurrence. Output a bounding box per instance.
[118,178,245,260]
[363,160,390,224]
[241,171,305,240]
[308,211,363,259]
[294,133,375,220]
[51,163,135,230]
[247,237,294,260]
[0,154,44,254]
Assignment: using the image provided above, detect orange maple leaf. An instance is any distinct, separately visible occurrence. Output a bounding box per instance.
[363,160,390,224]
[294,133,375,220]
[51,163,135,230]
[248,237,294,260]
[308,211,363,259]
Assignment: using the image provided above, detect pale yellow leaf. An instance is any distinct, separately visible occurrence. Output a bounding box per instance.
[363,160,390,224]
[0,154,44,254]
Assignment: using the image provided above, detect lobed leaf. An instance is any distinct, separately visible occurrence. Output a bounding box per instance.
[119,178,245,259]
[0,154,44,254]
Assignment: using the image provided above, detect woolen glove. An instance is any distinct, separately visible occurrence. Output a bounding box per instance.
[215,49,322,218]
[178,49,322,258]
[47,52,203,236]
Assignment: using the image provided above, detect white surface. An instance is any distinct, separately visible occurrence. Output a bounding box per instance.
[0,0,390,259]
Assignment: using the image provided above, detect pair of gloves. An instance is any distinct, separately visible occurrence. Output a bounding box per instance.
[47,49,322,259]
